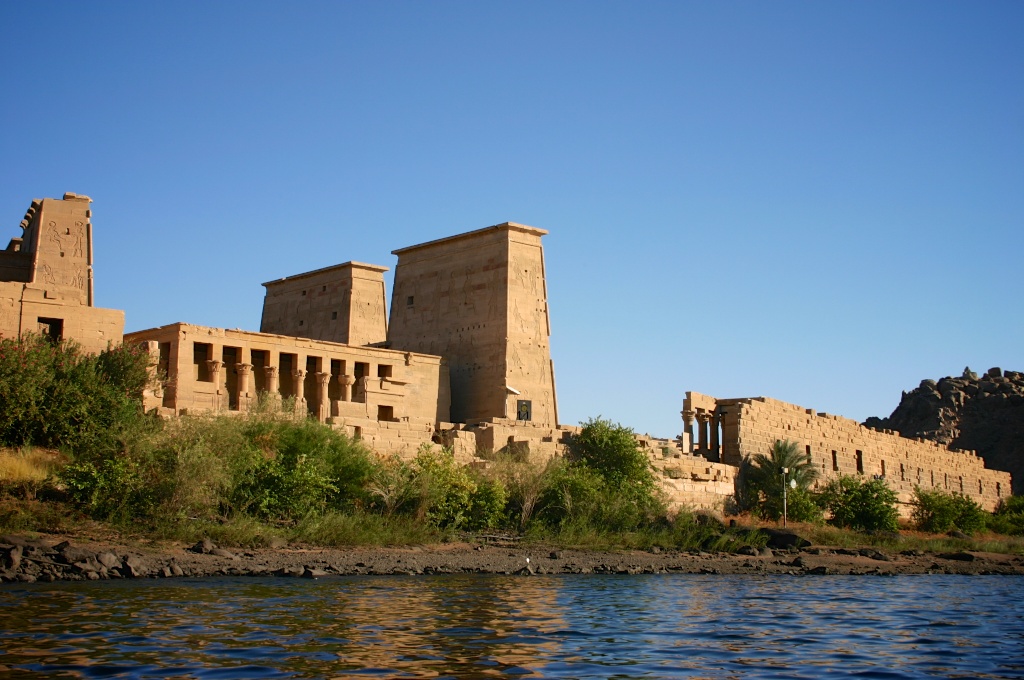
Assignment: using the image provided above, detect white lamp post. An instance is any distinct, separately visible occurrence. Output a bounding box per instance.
[781,467,797,527]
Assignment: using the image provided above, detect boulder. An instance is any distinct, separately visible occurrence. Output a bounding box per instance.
[760,529,811,550]
[190,538,216,554]
[122,555,148,578]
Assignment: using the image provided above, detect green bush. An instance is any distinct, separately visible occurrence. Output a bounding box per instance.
[567,417,657,493]
[739,439,821,522]
[535,458,664,532]
[409,446,477,530]
[987,495,1024,536]
[466,476,508,531]
[817,475,899,532]
[911,488,987,535]
[0,335,150,453]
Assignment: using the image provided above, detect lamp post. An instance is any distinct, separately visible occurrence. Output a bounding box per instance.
[782,467,789,528]
[781,467,797,527]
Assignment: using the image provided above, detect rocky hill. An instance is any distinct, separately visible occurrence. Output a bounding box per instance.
[864,367,1024,495]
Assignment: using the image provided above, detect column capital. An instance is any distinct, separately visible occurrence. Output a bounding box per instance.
[263,365,278,377]
[315,371,331,386]
[236,363,253,376]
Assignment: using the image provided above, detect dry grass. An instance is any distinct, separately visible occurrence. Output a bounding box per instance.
[0,447,63,498]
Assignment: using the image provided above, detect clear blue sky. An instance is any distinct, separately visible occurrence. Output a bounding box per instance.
[2,1,1021,439]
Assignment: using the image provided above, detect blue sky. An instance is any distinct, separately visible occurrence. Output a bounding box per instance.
[2,1,1021,439]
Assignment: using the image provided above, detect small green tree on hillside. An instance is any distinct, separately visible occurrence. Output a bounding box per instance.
[911,488,986,535]
[567,417,657,489]
[740,439,821,522]
[817,475,899,532]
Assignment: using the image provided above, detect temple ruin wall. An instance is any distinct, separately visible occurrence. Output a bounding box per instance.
[689,392,1011,512]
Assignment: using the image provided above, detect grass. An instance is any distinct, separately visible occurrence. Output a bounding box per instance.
[0,447,63,499]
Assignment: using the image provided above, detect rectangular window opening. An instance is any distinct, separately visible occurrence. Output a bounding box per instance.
[331,311,338,320]
[377,364,392,379]
[407,295,414,306]
[37,317,63,343]
[377,405,394,421]
[831,450,838,472]
[855,450,864,474]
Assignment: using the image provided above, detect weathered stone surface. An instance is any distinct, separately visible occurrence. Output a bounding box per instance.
[0,194,124,353]
[122,555,148,578]
[866,368,1024,494]
[191,539,216,554]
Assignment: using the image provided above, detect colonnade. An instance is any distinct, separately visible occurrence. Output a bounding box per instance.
[160,338,398,423]
[681,408,722,461]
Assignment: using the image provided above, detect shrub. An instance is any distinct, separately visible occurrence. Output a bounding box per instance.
[535,458,664,532]
[409,446,477,530]
[567,417,657,493]
[817,475,899,532]
[489,453,551,530]
[466,476,509,531]
[911,488,987,535]
[739,439,820,521]
[0,335,150,453]
[986,495,1024,536]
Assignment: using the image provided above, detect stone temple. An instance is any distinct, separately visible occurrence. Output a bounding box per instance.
[0,193,1013,513]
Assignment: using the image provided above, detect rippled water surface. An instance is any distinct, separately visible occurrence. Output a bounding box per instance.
[1,574,1023,678]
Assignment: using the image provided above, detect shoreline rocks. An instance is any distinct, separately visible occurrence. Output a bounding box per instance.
[3,534,1023,584]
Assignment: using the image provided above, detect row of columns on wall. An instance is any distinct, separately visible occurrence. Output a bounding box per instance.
[681,408,721,459]
[176,359,369,422]
[202,360,361,403]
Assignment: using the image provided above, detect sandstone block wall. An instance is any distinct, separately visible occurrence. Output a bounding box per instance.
[260,262,388,347]
[711,394,1011,511]
[127,323,450,429]
[388,223,558,428]
[0,193,124,353]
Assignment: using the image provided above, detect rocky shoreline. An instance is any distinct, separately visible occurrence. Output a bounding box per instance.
[3,533,1024,583]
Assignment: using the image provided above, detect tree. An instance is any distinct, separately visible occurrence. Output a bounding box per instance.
[740,439,820,521]
[567,417,657,492]
[911,488,986,535]
[817,476,899,532]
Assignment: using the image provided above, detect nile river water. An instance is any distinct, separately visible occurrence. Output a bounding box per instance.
[1,574,1022,678]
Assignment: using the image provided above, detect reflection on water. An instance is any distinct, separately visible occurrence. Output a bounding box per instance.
[1,575,1022,678]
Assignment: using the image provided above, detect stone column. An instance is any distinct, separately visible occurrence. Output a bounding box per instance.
[293,369,306,412]
[315,371,330,422]
[205,360,223,411]
[681,409,695,454]
[263,365,279,396]
[340,374,354,402]
[710,411,720,461]
[696,412,709,454]
[236,363,253,410]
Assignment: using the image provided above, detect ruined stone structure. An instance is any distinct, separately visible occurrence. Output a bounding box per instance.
[0,193,123,353]
[127,323,449,456]
[865,367,1024,495]
[127,221,567,462]
[680,391,1011,512]
[3,195,1015,514]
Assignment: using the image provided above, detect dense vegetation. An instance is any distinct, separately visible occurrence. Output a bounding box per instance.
[1,337,1023,552]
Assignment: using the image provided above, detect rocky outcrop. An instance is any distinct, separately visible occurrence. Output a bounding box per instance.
[865,367,1024,494]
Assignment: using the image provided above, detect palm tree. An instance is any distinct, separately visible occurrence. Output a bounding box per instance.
[740,439,819,520]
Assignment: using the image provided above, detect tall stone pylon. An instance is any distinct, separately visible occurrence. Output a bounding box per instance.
[387,222,558,427]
